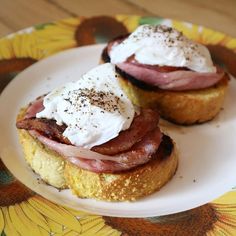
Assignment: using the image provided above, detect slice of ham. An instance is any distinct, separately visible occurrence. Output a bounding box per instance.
[106,39,224,91]
[116,62,224,91]
[18,96,163,172]
[19,98,160,155]
[25,96,45,118]
[92,108,159,155]
[16,118,70,144]
[30,127,162,173]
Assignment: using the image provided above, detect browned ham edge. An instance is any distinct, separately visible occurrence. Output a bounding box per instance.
[25,96,45,118]
[104,38,224,91]
[17,99,160,155]
[17,98,163,173]
[29,127,162,173]
[16,118,70,144]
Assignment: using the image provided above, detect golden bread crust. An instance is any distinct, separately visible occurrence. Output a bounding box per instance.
[17,109,178,201]
[64,136,178,201]
[117,75,228,125]
[17,109,67,189]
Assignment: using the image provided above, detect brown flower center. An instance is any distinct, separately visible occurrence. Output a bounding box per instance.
[0,58,36,92]
[75,16,128,46]
[103,204,217,236]
[0,161,35,206]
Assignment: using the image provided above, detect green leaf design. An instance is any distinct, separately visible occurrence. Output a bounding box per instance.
[1,231,6,236]
[95,35,109,44]
[139,17,163,26]
[35,23,54,30]
[0,170,15,185]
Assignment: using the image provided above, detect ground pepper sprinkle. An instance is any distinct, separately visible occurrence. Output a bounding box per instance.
[64,88,124,114]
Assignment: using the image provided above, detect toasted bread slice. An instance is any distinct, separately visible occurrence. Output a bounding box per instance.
[17,109,178,201]
[117,75,228,125]
[64,135,178,201]
[17,108,67,189]
[101,48,228,125]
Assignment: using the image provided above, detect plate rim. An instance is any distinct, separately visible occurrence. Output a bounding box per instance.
[1,44,236,217]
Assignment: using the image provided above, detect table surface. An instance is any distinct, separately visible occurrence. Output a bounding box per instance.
[0,0,235,38]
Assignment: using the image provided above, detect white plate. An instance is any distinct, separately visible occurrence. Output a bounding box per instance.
[1,44,236,218]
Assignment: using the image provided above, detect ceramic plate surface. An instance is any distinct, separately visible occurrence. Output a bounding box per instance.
[1,44,236,217]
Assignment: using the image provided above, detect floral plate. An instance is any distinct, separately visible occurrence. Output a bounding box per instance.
[1,15,236,236]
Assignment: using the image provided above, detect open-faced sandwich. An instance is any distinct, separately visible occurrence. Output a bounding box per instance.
[16,63,178,201]
[101,24,228,125]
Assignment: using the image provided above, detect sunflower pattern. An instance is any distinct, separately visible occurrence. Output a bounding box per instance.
[1,15,236,236]
[0,160,119,236]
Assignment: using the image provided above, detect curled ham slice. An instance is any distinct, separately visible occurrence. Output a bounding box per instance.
[116,62,224,91]
[17,118,70,144]
[21,98,160,155]
[25,96,44,118]
[106,39,224,91]
[19,96,163,172]
[29,128,162,173]
[92,109,159,155]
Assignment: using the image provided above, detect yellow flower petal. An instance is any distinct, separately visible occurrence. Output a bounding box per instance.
[224,37,236,51]
[80,216,105,234]
[38,226,51,236]
[80,221,105,236]
[11,34,23,58]
[80,216,120,236]
[200,28,226,45]
[31,33,44,60]
[34,20,77,46]
[212,191,236,204]
[25,33,37,59]
[20,201,50,232]
[28,196,82,233]
[0,209,4,234]
[38,40,77,57]
[60,228,79,236]
[110,231,122,236]
[36,27,75,40]
[62,206,91,218]
[8,205,31,236]
[214,222,235,235]
[2,207,21,236]
[9,204,43,236]
[93,224,121,236]
[58,17,81,28]
[172,21,200,41]
[0,38,14,59]
[172,20,232,47]
[80,216,102,225]
[46,217,64,233]
[20,33,29,58]
[109,228,122,236]
[0,17,78,61]
[116,15,140,32]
